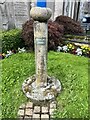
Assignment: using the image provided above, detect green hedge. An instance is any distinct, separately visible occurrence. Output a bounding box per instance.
[1,29,25,53]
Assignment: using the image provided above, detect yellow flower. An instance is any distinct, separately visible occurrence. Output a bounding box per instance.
[83,50,86,52]
[81,46,84,49]
[69,44,72,47]
[69,46,72,49]
[89,47,90,51]
[2,53,6,56]
[72,46,74,49]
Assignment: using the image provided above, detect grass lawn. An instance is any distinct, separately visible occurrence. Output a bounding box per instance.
[1,52,89,118]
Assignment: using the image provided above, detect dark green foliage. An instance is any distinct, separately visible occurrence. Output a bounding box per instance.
[1,29,25,53]
[55,15,84,35]
[22,20,64,51]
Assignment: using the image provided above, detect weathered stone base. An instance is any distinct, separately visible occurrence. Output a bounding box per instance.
[22,75,61,106]
[18,101,56,120]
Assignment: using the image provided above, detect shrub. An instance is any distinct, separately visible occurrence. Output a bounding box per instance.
[22,19,64,51]
[55,15,84,35]
[22,19,34,51]
[1,29,25,53]
[48,21,64,50]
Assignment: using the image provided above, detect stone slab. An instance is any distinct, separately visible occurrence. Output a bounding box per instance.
[18,109,24,116]
[25,109,33,116]
[41,114,49,119]
[24,116,32,119]
[50,109,55,115]
[50,102,56,109]
[42,106,48,113]
[33,106,40,113]
[19,104,26,109]
[26,102,33,108]
[18,101,56,119]
[32,114,40,118]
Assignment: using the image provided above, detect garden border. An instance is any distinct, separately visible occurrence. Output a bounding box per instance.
[64,39,90,45]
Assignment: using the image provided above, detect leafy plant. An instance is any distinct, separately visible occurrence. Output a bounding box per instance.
[55,15,84,35]
[1,29,25,53]
[81,45,90,57]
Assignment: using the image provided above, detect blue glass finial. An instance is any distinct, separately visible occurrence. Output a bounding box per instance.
[37,0,47,7]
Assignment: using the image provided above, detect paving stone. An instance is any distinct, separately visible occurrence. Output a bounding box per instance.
[18,101,56,120]
[19,103,26,109]
[25,109,33,116]
[41,114,49,119]
[26,102,33,108]
[32,114,40,118]
[50,109,55,115]
[33,106,40,113]
[18,109,24,116]
[50,102,56,109]
[24,116,32,119]
[42,106,48,113]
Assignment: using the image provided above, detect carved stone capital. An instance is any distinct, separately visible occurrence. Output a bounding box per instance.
[30,7,52,22]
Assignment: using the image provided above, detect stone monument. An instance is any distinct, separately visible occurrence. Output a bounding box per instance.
[22,0,61,106]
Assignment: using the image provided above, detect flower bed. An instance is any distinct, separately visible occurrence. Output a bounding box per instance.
[0,48,26,60]
[1,43,90,60]
[57,43,90,58]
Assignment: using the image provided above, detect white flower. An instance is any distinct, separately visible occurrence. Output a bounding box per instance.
[57,46,62,52]
[18,48,20,51]
[7,50,13,55]
[76,48,82,56]
[6,50,13,58]
[18,47,26,53]
[62,45,68,52]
